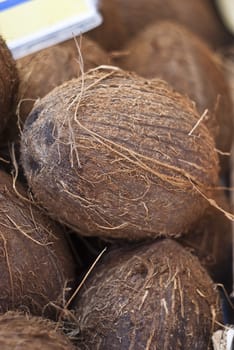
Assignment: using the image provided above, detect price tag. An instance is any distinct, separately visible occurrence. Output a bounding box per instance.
[215,0,234,34]
[212,327,234,350]
[0,0,102,58]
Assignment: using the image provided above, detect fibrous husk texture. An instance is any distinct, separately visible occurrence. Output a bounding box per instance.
[0,311,75,350]
[118,21,233,160]
[90,0,231,50]
[73,239,221,349]
[0,170,76,319]
[0,36,18,134]
[179,191,232,286]
[17,36,111,122]
[20,68,219,240]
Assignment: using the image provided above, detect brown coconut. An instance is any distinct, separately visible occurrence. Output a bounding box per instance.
[88,0,127,51]
[118,21,233,169]
[107,0,231,47]
[0,312,75,350]
[20,68,219,240]
[73,239,221,349]
[218,46,234,108]
[17,36,111,123]
[0,170,76,319]
[179,191,232,286]
[0,37,18,134]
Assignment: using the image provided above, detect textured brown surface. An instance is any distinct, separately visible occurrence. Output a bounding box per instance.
[179,191,232,286]
[88,0,127,50]
[89,0,231,50]
[0,312,75,350]
[0,37,18,135]
[219,46,234,107]
[17,36,111,122]
[0,170,76,319]
[73,239,221,349]
[21,68,219,240]
[118,21,233,167]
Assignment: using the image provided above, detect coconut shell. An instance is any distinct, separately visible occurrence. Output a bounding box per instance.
[17,36,111,123]
[0,37,18,135]
[0,170,76,319]
[73,239,221,349]
[60,37,112,71]
[20,68,219,240]
[179,191,232,286]
[0,312,75,350]
[90,0,231,50]
[118,21,233,169]
[88,0,127,51]
[218,46,234,108]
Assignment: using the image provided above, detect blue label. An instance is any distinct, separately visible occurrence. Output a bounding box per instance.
[0,0,32,12]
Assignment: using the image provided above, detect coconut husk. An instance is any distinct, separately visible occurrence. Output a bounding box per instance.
[0,37,18,135]
[0,311,75,350]
[16,36,111,124]
[73,239,222,349]
[0,170,76,319]
[217,46,234,107]
[88,0,127,51]
[109,0,231,47]
[117,21,233,172]
[20,68,219,240]
[179,191,232,287]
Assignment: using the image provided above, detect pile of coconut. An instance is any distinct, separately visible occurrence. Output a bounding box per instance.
[0,1,234,349]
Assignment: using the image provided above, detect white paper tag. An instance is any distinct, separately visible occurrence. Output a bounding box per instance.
[212,327,234,350]
[0,0,102,58]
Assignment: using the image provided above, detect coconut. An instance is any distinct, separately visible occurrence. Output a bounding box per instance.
[20,68,219,240]
[118,21,233,169]
[17,36,111,123]
[72,239,221,349]
[0,311,75,350]
[88,0,127,51]
[59,37,112,71]
[107,0,231,47]
[218,46,234,108]
[179,191,232,287]
[0,36,18,135]
[0,170,76,319]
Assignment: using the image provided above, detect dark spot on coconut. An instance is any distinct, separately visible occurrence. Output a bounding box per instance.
[42,121,57,146]
[25,106,43,128]
[27,155,41,175]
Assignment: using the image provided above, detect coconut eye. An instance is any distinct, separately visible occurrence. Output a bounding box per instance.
[41,121,57,146]
[24,105,43,128]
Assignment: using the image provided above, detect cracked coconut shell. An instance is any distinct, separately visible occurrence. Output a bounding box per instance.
[118,21,233,168]
[20,68,219,240]
[0,37,18,135]
[0,312,75,350]
[73,239,221,349]
[0,170,76,319]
